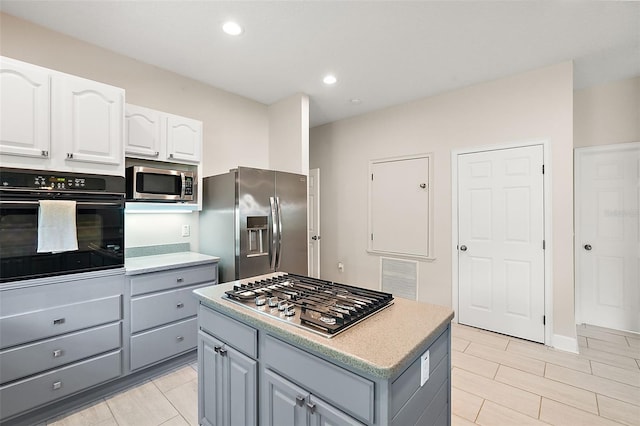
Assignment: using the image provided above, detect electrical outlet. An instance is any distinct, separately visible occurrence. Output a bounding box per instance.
[181,225,190,237]
[338,262,344,272]
[420,350,430,386]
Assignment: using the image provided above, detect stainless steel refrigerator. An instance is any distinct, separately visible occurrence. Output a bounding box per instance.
[199,167,308,282]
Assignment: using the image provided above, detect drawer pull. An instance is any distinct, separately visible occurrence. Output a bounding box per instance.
[52,381,62,390]
[52,349,64,358]
[53,318,66,325]
[176,336,184,342]
[176,302,184,309]
[176,278,184,283]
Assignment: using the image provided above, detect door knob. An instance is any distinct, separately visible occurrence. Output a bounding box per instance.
[459,245,467,252]
[584,244,592,251]
[312,235,321,241]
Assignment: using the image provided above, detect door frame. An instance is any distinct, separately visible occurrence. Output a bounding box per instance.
[308,168,321,277]
[574,141,640,328]
[451,139,553,346]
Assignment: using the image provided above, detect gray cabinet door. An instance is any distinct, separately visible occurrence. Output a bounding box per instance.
[310,394,364,426]
[225,345,257,426]
[198,331,257,426]
[263,369,308,426]
[198,332,223,426]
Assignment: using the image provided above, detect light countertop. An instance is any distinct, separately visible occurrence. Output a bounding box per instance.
[194,273,454,379]
[125,251,219,275]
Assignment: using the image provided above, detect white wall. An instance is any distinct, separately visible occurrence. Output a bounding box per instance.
[574,76,640,148]
[268,93,310,175]
[310,62,576,341]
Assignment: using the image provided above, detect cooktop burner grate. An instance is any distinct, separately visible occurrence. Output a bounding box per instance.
[224,273,394,337]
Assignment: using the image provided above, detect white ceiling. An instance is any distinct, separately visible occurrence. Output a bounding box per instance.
[2,1,639,127]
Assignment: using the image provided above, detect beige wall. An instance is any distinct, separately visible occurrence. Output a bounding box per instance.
[0,12,270,177]
[310,62,576,343]
[268,93,310,175]
[574,76,640,148]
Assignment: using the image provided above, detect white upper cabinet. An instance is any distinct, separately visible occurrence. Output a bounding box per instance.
[165,113,202,164]
[0,57,51,164]
[125,104,202,165]
[124,104,163,160]
[0,56,125,176]
[53,74,124,175]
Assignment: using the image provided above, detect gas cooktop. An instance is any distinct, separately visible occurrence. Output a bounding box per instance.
[223,273,394,338]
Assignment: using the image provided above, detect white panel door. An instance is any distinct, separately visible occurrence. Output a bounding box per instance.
[308,168,321,278]
[576,143,640,332]
[458,145,545,342]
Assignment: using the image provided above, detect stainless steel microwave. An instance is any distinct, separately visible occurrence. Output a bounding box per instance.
[126,166,196,202]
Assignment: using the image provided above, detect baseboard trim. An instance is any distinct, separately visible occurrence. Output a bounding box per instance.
[551,334,579,353]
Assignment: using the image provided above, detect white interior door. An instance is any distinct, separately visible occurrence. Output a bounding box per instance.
[308,168,320,278]
[576,143,640,333]
[458,145,545,343]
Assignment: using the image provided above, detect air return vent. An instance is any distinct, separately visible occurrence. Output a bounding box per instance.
[381,257,417,300]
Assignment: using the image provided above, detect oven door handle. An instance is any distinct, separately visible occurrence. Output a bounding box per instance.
[0,200,123,207]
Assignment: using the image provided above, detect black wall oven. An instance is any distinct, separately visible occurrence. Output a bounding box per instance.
[0,168,125,283]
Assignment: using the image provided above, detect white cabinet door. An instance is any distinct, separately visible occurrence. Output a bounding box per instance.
[125,104,163,160]
[166,114,202,163]
[53,75,124,175]
[0,57,51,162]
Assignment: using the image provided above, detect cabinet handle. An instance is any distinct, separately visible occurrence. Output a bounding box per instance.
[176,336,184,342]
[176,277,184,283]
[176,302,184,309]
[52,349,64,358]
[41,150,49,157]
[52,381,62,390]
[66,153,74,159]
[214,345,221,353]
[169,153,174,159]
[153,151,159,157]
[53,318,66,325]
[218,348,227,357]
[295,396,305,407]
[306,402,316,414]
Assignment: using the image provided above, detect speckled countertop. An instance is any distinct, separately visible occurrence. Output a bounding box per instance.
[194,273,454,379]
[125,252,219,275]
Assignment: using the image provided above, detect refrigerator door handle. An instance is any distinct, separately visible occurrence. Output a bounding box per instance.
[275,197,283,269]
[269,197,278,271]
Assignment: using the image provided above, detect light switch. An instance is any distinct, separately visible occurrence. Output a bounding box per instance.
[420,350,430,386]
[182,224,190,237]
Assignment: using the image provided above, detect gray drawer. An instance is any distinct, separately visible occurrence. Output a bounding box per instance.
[131,283,207,333]
[0,295,121,349]
[263,334,374,424]
[198,305,257,358]
[130,263,217,296]
[390,327,449,418]
[0,322,121,384]
[130,317,197,371]
[0,350,121,421]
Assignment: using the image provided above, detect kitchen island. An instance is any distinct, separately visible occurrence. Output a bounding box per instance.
[194,273,454,426]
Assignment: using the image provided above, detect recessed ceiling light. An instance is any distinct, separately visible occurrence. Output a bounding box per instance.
[323,74,337,85]
[222,21,243,36]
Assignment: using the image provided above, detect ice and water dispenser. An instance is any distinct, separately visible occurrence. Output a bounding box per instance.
[247,216,269,257]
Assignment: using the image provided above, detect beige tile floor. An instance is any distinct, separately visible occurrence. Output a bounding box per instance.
[43,323,639,426]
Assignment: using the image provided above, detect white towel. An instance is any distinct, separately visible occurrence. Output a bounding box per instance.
[37,200,79,253]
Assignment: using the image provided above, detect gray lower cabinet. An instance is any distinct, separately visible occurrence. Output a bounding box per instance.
[0,272,125,422]
[198,330,257,426]
[197,303,451,426]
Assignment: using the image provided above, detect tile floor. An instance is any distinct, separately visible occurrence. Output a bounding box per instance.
[43,323,639,426]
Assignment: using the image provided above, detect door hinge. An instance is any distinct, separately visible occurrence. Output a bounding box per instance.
[542,164,545,174]
[371,233,374,241]
[543,315,546,325]
[371,173,374,181]
[542,240,546,250]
